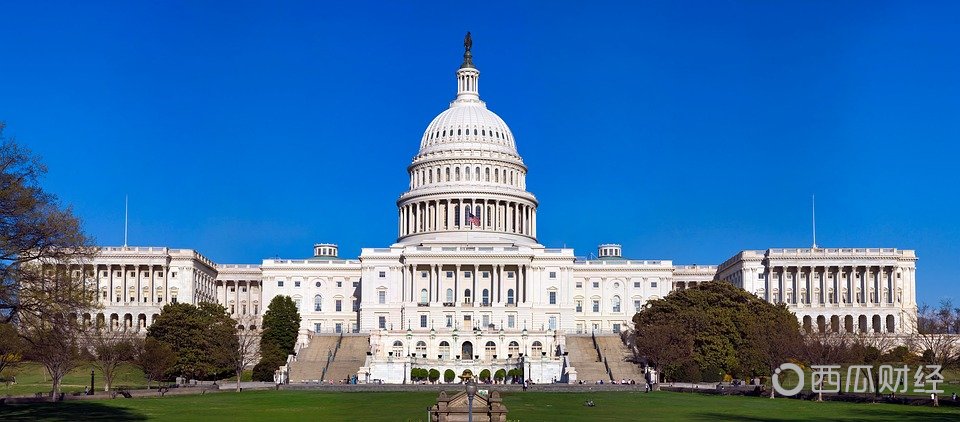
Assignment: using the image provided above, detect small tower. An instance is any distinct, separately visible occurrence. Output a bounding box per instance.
[598,244,622,259]
[313,243,338,258]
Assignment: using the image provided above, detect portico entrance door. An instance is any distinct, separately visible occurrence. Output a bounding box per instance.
[463,315,472,331]
[462,341,474,360]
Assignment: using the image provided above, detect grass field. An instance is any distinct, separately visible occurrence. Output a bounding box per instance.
[1,363,149,396]
[1,390,959,421]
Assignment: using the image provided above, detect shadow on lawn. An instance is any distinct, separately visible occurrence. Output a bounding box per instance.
[0,402,147,421]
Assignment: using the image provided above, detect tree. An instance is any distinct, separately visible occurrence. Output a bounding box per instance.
[444,369,456,383]
[910,301,960,367]
[633,281,803,389]
[0,322,23,376]
[479,368,491,382]
[146,302,237,380]
[84,330,136,392]
[801,331,852,401]
[132,337,176,390]
[227,316,261,392]
[254,296,301,382]
[428,368,440,383]
[494,369,506,383]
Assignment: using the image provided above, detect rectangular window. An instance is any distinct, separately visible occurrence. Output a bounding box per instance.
[482,272,489,278]
[278,281,284,287]
[482,314,490,328]
[336,281,343,288]
[651,281,658,288]
[294,281,301,288]
[634,300,642,312]
[353,281,359,287]
[593,281,599,288]
[613,323,621,334]
[230,287,236,292]
[575,300,583,313]
[352,300,359,311]
[378,316,386,329]
[576,282,583,288]
[420,314,428,328]
[465,271,472,278]
[548,291,557,305]
[379,271,386,278]
[548,316,557,330]
[314,323,321,332]
[335,299,342,312]
[549,271,557,279]
[446,271,454,278]
[446,315,453,328]
[592,300,600,312]
[421,271,428,278]
[634,281,641,288]
[335,323,342,333]
[378,291,386,304]
[507,272,514,278]
[508,315,515,328]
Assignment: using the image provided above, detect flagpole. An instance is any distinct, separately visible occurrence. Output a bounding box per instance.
[124,195,128,247]
[811,194,817,249]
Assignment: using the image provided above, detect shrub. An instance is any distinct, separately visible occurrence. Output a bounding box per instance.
[428,368,440,383]
[479,369,491,382]
[444,369,456,383]
[494,369,506,382]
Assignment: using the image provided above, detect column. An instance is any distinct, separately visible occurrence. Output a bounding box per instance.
[455,264,461,304]
[435,264,441,303]
[472,264,477,304]
[495,265,501,303]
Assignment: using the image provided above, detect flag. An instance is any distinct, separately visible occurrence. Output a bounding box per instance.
[466,209,481,226]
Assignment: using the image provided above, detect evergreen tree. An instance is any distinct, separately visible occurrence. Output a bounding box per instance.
[252,296,301,381]
[146,302,237,380]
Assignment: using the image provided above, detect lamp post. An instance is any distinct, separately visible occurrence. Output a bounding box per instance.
[89,369,95,395]
[465,379,478,422]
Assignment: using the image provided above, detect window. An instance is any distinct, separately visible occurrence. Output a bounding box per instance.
[378,291,386,304]
[294,281,301,288]
[575,300,583,313]
[314,295,322,312]
[315,281,321,287]
[464,289,472,303]
[548,316,557,330]
[378,316,386,329]
[421,271,428,278]
[465,271,472,278]
[592,281,599,288]
[506,289,515,305]
[335,323,342,333]
[336,281,342,288]
[508,315,515,328]
[393,341,403,357]
[548,291,557,305]
[482,289,490,305]
[352,299,359,311]
[613,282,620,289]
[613,323,621,334]
[446,315,453,328]
[420,289,429,304]
[314,323,322,332]
[634,300,642,312]
[651,281,658,288]
[507,272,514,278]
[482,271,489,278]
[439,341,451,359]
[446,271,454,278]
[230,287,236,292]
[576,281,583,288]
[508,341,519,356]
[353,281,359,287]
[446,288,454,303]
[531,341,543,356]
[416,341,427,356]
[379,271,386,278]
[612,296,621,313]
[278,280,284,287]
[294,299,301,310]
[482,314,490,328]
[420,314,428,328]
[549,271,556,279]
[634,281,641,288]
[335,299,342,312]
[171,295,178,304]
[592,300,599,312]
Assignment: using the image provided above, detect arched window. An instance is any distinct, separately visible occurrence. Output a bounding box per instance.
[466,166,471,181]
[508,341,519,356]
[392,340,404,357]
[464,289,472,303]
[612,295,621,313]
[485,167,490,181]
[446,288,454,303]
[495,168,499,183]
[314,295,322,312]
[485,341,496,358]
[475,206,481,223]
[455,167,460,181]
[507,289,515,305]
[416,341,427,355]
[439,341,451,359]
[454,205,460,226]
[531,341,543,356]
[446,167,450,181]
[420,289,428,304]
[482,289,489,305]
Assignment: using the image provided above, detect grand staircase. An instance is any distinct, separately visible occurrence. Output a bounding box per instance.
[595,335,645,381]
[566,335,611,383]
[323,335,369,383]
[289,334,341,382]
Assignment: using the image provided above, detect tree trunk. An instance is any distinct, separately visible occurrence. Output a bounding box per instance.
[236,370,242,392]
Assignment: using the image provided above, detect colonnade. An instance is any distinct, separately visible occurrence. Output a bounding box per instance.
[799,313,899,334]
[217,279,261,317]
[398,198,536,238]
[763,265,906,306]
[401,263,529,307]
[96,264,173,304]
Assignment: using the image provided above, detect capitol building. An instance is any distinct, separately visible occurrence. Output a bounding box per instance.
[84,36,919,384]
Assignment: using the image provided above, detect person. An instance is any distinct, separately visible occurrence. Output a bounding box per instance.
[953,392,957,401]
[522,380,528,391]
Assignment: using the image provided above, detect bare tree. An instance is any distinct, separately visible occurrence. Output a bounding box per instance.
[910,301,960,367]
[227,316,261,392]
[0,322,24,377]
[132,337,176,391]
[84,329,135,392]
[802,331,852,402]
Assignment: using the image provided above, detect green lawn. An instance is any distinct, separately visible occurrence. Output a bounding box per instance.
[1,390,958,421]
[1,363,149,396]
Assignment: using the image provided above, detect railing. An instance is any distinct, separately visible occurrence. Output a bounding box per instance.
[603,356,614,381]
[321,332,344,382]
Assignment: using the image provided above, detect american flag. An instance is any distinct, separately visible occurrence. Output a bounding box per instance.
[466,210,481,226]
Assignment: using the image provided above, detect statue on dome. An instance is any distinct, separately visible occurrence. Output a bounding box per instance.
[464,31,472,52]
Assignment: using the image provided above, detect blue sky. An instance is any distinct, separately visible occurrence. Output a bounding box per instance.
[1,1,957,305]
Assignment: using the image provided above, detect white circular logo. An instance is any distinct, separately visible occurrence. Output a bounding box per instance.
[772,363,804,396]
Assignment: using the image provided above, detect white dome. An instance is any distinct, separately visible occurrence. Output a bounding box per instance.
[418,104,517,156]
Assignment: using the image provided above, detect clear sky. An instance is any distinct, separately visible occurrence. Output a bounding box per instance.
[1,1,957,305]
